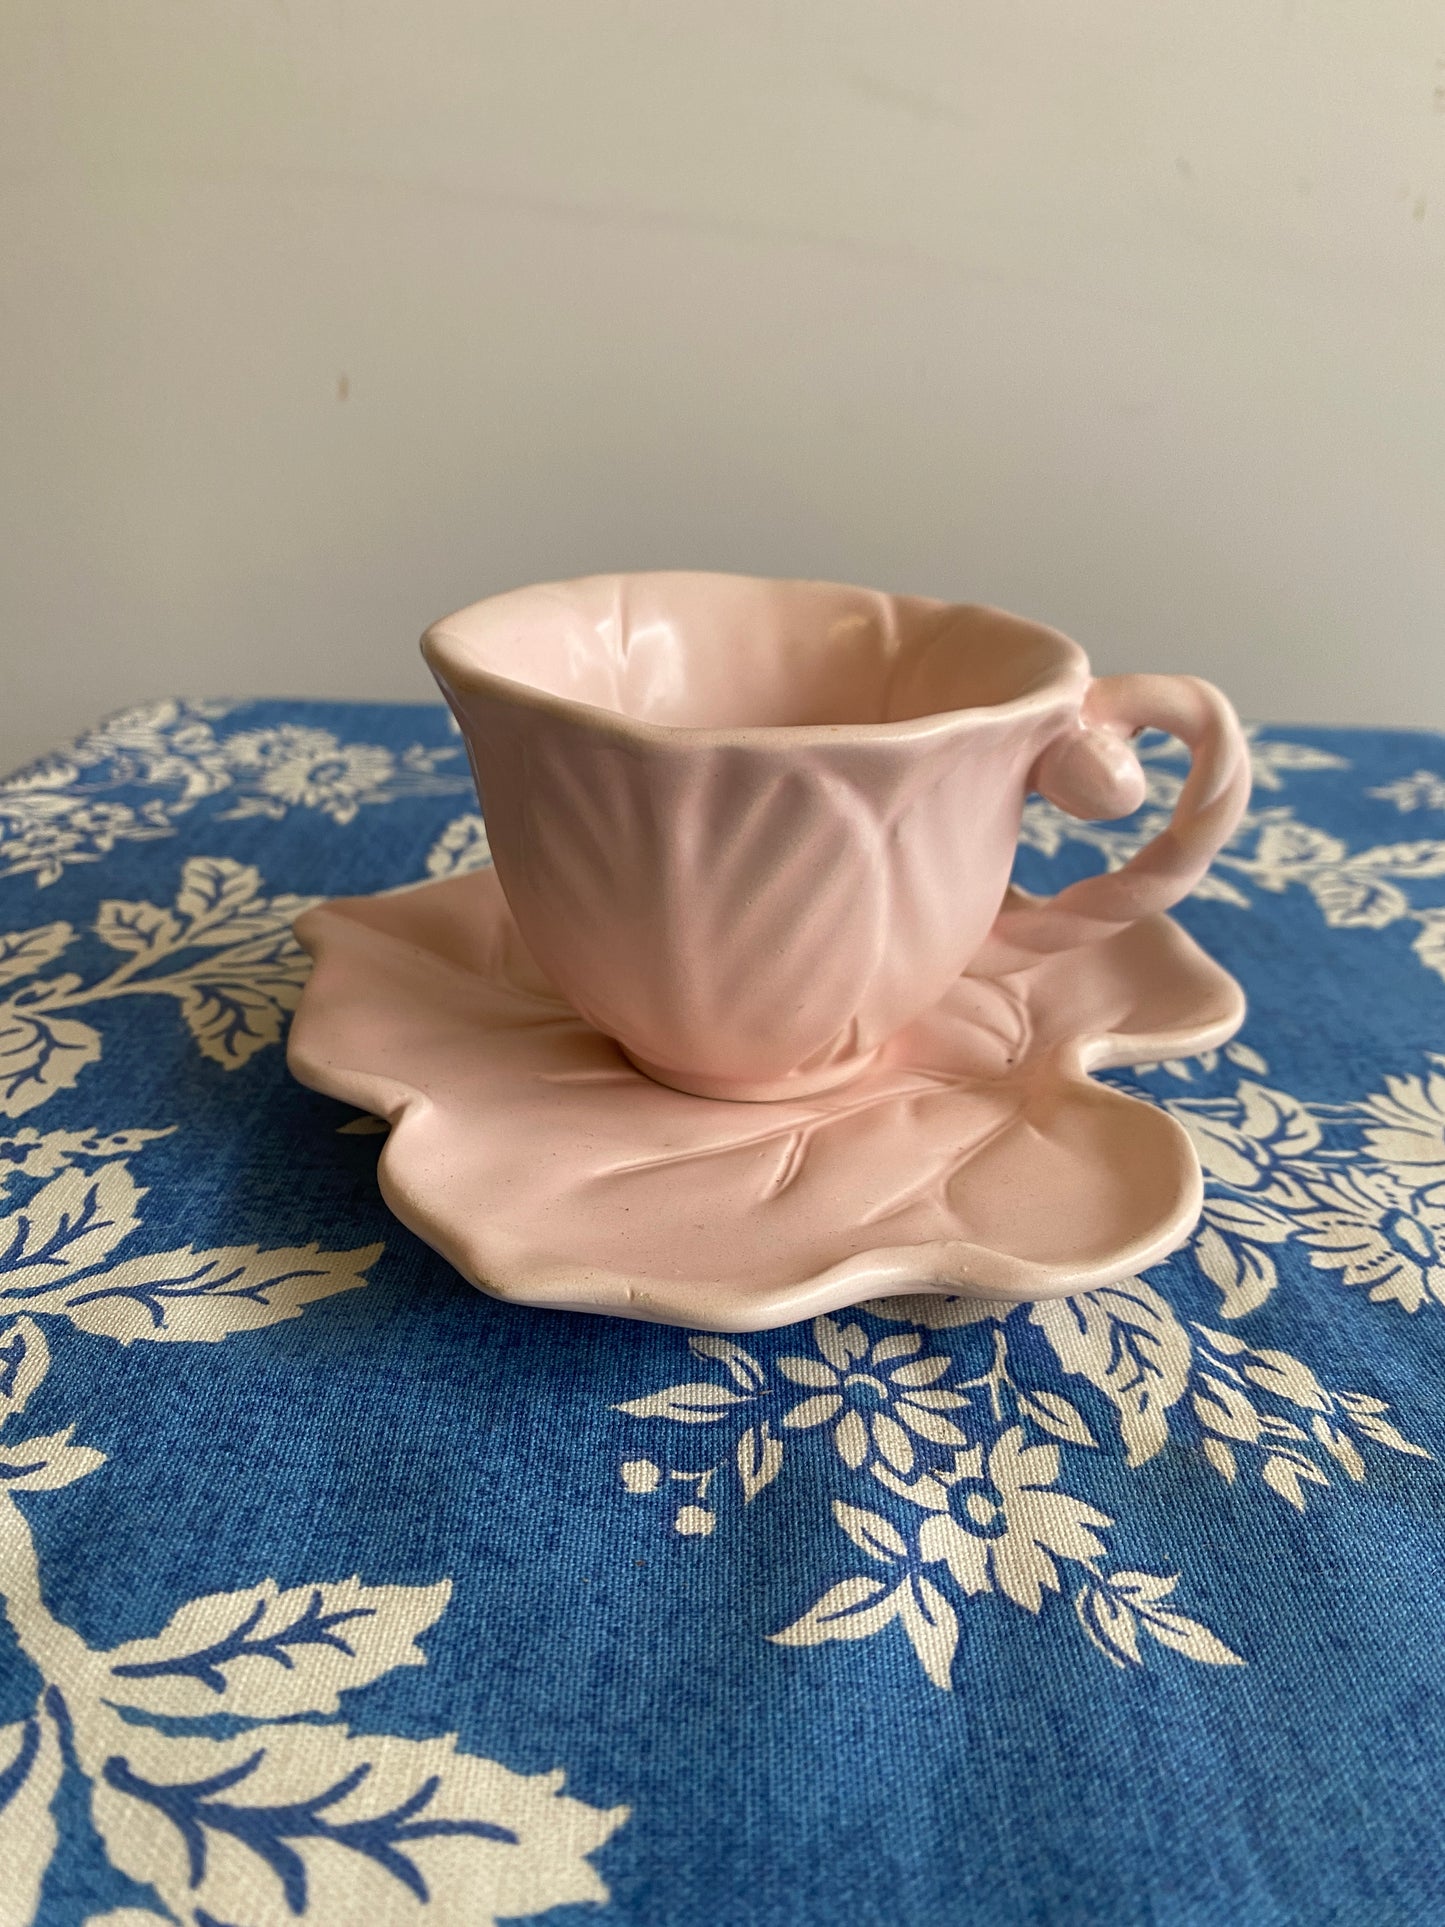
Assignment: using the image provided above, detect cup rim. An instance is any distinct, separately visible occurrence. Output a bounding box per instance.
[421,570,1091,751]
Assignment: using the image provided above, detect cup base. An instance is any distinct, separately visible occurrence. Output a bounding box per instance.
[618,1045,880,1104]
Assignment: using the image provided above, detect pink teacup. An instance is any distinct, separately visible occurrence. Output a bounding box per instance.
[422,573,1250,1102]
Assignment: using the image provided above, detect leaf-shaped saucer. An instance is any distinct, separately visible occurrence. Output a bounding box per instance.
[287,870,1244,1331]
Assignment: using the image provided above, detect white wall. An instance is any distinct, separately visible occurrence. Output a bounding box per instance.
[3,2,1443,774]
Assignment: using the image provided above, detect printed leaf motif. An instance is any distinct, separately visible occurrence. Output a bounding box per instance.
[2,707,470,886]
[1348,1410,1431,1458]
[871,1332,923,1362]
[689,1335,767,1393]
[79,1911,169,1926]
[1260,1454,1330,1510]
[1370,771,1445,812]
[1307,871,1408,929]
[815,1317,868,1369]
[736,1423,783,1502]
[0,1705,63,1927]
[0,1424,105,1490]
[103,1576,452,1719]
[778,1355,837,1389]
[1176,1081,1321,1187]
[1312,1416,1366,1481]
[1245,739,1348,788]
[1074,1583,1141,1667]
[769,1576,902,1647]
[184,896,312,951]
[1202,1437,1238,1483]
[833,1503,908,1564]
[88,1716,626,1927]
[1013,1386,1097,1448]
[1203,1197,1295,1244]
[1251,820,1347,874]
[613,1382,753,1423]
[1075,1575,1243,1669]
[1346,841,1445,878]
[3,858,316,1110]
[27,1240,382,1343]
[1413,911,1445,988]
[94,900,181,955]
[175,969,301,1069]
[1133,1606,1243,1665]
[1031,1280,1190,1467]
[1107,1570,1180,1602]
[897,1577,958,1690]
[1192,1375,1262,1444]
[174,856,267,930]
[0,922,75,986]
[1193,1225,1278,1320]
[0,1129,171,1205]
[217,793,288,821]
[0,1004,103,1118]
[0,1317,49,1421]
[864,1293,1009,1328]
[77,1911,167,1926]
[1189,871,1253,908]
[0,1163,141,1287]
[1234,1345,1330,1411]
[1225,1042,1269,1074]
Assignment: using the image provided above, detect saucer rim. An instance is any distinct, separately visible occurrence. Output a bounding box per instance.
[289,876,1245,1331]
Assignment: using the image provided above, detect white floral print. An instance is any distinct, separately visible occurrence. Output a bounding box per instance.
[1,699,469,884]
[1018,730,1445,992]
[911,1428,1112,1613]
[0,856,313,1119]
[1370,770,1445,813]
[425,812,493,878]
[225,725,398,823]
[0,1320,625,1923]
[615,1032,1438,1693]
[0,1123,627,1919]
[3,702,1441,1915]
[777,1318,968,1473]
[1160,1049,1445,1316]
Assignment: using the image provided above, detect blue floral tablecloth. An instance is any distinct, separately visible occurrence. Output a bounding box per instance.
[2,698,1444,1926]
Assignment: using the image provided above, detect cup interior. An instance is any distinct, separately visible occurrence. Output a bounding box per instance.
[425,573,1084,732]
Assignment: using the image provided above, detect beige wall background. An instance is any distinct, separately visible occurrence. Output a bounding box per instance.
[3,2,1443,774]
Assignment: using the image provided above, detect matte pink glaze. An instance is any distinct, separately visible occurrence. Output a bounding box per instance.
[423,574,1251,1100]
[287,870,1246,1330]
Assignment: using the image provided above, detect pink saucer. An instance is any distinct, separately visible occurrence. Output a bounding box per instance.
[287,870,1244,1331]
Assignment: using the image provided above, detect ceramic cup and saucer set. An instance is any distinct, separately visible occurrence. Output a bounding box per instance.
[288,574,1250,1330]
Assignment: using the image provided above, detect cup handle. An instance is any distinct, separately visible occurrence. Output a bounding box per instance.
[983,673,1252,970]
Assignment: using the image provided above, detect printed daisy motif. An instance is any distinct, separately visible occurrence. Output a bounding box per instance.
[1290,1165,1445,1312]
[910,1427,1112,1613]
[614,1243,1430,1686]
[1155,1049,1445,1319]
[0,798,169,887]
[225,726,398,824]
[777,1316,968,1473]
[1358,1063,1445,1168]
[769,1428,1240,1688]
[2,699,470,884]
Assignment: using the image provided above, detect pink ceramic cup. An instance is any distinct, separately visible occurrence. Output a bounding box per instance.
[422,573,1250,1102]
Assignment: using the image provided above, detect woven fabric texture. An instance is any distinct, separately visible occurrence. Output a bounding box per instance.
[2,699,1444,1926]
